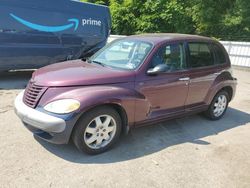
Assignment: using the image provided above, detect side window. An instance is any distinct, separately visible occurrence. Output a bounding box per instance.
[212,44,227,64]
[150,43,186,71]
[188,43,215,68]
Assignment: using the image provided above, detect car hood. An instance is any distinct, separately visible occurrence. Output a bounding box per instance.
[32,60,135,87]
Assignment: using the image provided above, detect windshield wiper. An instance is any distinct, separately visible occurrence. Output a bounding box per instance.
[91,60,106,67]
[83,58,106,67]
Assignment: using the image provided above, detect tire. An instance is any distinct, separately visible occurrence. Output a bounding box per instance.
[72,106,122,155]
[204,90,229,120]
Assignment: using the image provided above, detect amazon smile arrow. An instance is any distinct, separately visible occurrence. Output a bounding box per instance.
[10,13,79,32]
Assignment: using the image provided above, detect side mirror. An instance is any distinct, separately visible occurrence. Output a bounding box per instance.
[147,64,169,75]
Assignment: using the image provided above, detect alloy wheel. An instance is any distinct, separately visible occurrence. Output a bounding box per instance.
[213,95,227,117]
[83,115,117,149]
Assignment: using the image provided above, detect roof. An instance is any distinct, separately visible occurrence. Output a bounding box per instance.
[126,33,214,44]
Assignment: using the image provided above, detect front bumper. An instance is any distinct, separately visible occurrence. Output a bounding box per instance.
[15,91,66,133]
[14,91,75,144]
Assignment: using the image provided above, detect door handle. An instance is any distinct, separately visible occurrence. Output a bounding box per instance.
[179,77,190,81]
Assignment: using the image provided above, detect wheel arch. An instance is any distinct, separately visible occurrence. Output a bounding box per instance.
[213,86,234,102]
[220,86,233,101]
[104,103,129,135]
[72,102,130,139]
[206,85,234,106]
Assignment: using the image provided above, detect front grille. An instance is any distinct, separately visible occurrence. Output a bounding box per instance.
[23,82,47,108]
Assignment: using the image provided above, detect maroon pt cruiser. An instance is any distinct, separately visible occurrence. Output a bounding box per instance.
[15,34,237,154]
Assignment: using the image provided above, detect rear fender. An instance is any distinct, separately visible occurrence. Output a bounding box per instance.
[204,71,237,105]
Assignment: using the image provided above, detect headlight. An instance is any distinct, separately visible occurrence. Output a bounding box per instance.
[44,99,80,114]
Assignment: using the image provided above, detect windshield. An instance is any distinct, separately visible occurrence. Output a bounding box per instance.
[90,39,153,70]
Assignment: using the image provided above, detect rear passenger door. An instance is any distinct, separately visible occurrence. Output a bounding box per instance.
[185,41,218,110]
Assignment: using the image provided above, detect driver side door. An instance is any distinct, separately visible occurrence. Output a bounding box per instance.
[135,42,190,124]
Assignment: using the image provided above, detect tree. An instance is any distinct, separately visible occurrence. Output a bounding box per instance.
[110,0,195,35]
[81,0,250,41]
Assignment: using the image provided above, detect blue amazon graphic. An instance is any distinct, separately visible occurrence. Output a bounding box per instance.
[10,13,79,32]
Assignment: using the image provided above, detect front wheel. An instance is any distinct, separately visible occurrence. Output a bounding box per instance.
[205,91,229,120]
[72,106,122,155]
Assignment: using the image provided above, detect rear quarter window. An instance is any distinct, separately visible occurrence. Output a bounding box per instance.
[188,42,214,68]
[212,43,227,64]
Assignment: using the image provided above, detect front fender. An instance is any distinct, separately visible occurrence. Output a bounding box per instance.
[38,84,142,126]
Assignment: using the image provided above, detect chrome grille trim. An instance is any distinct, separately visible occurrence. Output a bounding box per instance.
[23,82,47,108]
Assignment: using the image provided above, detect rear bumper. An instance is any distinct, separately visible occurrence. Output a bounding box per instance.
[14,91,75,144]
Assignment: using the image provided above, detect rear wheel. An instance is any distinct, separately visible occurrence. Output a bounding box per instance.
[205,91,229,120]
[72,106,122,155]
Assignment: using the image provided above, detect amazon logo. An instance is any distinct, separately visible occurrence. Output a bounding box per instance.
[10,13,80,32]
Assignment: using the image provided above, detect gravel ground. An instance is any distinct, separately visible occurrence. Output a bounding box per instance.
[0,69,249,188]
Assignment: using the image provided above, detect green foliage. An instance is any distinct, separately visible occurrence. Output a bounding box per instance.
[80,0,250,41]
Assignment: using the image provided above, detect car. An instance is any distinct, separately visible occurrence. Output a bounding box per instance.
[0,0,111,71]
[14,33,237,154]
